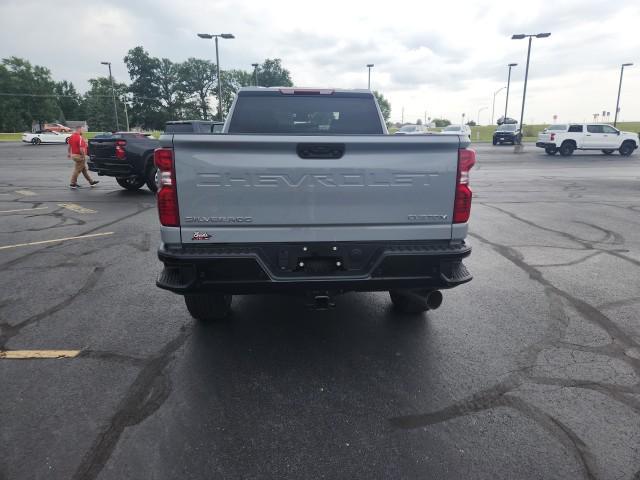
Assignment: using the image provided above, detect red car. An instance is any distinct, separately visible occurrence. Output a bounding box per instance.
[43,123,72,133]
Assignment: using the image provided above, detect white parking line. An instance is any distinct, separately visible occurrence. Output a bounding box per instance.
[0,206,49,214]
[14,189,37,196]
[57,203,97,214]
[0,350,81,359]
[0,232,114,251]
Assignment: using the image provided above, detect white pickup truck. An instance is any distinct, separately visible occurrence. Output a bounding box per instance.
[536,123,639,156]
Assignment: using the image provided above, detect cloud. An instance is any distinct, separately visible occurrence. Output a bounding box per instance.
[1,0,639,123]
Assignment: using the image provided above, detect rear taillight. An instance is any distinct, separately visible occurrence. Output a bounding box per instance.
[453,148,476,224]
[154,148,179,227]
[115,139,126,159]
[550,133,555,141]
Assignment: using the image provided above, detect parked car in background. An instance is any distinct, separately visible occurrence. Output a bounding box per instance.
[43,123,72,133]
[88,132,160,191]
[22,131,72,145]
[536,123,639,156]
[492,123,521,145]
[395,124,429,135]
[440,124,471,138]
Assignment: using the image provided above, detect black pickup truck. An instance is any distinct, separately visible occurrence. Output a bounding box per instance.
[88,121,224,192]
[88,132,159,191]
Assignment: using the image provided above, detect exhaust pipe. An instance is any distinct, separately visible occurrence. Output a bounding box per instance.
[425,290,443,310]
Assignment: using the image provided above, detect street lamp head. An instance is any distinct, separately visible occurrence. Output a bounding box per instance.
[251,63,259,68]
[100,61,110,65]
[535,32,551,38]
[622,63,633,67]
[197,33,213,39]
[367,63,374,68]
[220,33,235,39]
[511,34,526,39]
[508,63,518,67]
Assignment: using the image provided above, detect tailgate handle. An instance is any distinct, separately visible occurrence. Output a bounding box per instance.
[297,143,345,159]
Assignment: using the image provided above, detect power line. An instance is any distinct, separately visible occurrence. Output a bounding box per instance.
[0,92,161,101]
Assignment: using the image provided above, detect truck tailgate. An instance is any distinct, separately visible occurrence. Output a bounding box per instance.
[171,134,464,243]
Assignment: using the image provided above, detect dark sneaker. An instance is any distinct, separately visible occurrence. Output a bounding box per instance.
[90,180,100,187]
[69,184,79,189]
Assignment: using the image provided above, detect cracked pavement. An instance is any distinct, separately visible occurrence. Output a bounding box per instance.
[0,142,639,479]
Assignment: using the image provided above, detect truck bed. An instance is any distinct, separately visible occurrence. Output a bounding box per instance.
[165,133,468,244]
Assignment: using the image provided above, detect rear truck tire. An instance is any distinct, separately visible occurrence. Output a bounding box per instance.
[185,294,232,321]
[545,146,558,155]
[145,161,158,192]
[32,138,40,145]
[116,175,146,191]
[559,142,575,156]
[619,141,635,157]
[602,149,614,155]
[389,290,443,314]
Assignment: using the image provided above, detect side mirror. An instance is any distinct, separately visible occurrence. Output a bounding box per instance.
[617,131,620,135]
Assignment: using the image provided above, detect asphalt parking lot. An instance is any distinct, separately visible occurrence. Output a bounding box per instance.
[1,141,639,480]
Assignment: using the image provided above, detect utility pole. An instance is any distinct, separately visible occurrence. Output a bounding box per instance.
[197,33,235,121]
[614,63,633,126]
[512,33,551,144]
[504,63,517,121]
[367,64,374,89]
[491,87,505,124]
[100,61,119,131]
[252,63,259,86]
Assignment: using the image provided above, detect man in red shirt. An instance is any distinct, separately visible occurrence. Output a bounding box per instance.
[67,126,99,189]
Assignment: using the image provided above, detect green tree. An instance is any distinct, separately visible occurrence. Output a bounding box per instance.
[433,118,451,127]
[179,58,217,120]
[0,57,59,132]
[157,58,185,122]
[373,91,391,123]
[255,58,293,87]
[220,69,253,117]
[54,80,83,122]
[84,77,128,131]
[124,46,162,129]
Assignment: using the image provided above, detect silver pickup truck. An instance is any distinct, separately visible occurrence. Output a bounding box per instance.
[154,87,475,320]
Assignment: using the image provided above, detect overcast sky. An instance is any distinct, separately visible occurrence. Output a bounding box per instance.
[1,0,639,124]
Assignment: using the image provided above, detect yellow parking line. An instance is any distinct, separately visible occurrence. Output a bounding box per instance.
[0,350,81,359]
[0,206,49,214]
[0,231,114,251]
[57,203,97,214]
[14,189,37,196]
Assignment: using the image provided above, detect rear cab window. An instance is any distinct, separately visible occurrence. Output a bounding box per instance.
[568,125,584,132]
[227,90,384,135]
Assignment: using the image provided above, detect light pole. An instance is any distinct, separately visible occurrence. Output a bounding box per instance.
[122,95,130,131]
[504,63,517,121]
[614,63,633,126]
[197,32,235,121]
[477,107,487,126]
[461,113,466,126]
[251,63,259,86]
[491,87,505,124]
[100,61,119,131]
[512,33,550,144]
[366,64,374,89]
